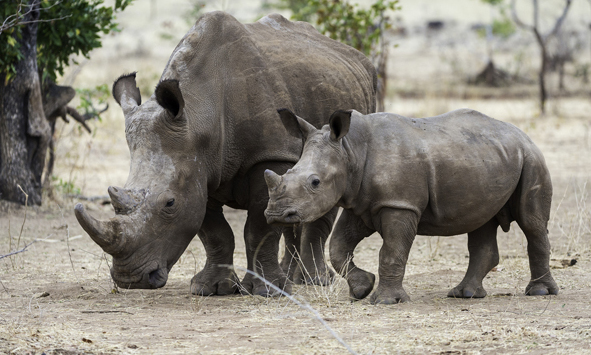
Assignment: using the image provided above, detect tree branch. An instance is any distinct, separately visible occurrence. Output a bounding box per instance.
[511,0,534,31]
[545,0,572,39]
[65,106,92,133]
[533,0,539,31]
[0,0,69,34]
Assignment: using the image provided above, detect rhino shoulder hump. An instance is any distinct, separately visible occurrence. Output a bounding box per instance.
[188,11,247,42]
[259,13,316,33]
[193,11,242,28]
[449,108,487,118]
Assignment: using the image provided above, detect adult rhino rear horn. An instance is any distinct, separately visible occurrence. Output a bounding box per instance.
[107,186,145,215]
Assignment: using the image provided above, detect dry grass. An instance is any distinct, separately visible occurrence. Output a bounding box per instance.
[2,150,590,354]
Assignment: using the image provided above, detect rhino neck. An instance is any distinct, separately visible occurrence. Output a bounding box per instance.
[338,117,369,210]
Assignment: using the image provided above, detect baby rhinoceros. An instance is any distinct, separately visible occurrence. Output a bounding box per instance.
[264,108,559,304]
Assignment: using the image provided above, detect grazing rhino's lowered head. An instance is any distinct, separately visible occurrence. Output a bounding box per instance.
[265,109,353,225]
[75,73,211,289]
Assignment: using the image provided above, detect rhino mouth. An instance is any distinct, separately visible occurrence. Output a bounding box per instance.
[264,208,301,225]
[111,263,169,289]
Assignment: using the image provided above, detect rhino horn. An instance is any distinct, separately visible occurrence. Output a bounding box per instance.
[108,186,138,215]
[74,203,118,251]
[264,169,282,191]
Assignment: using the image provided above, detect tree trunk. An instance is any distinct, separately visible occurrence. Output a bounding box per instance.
[539,45,548,114]
[376,54,387,112]
[375,36,388,113]
[0,1,50,205]
[558,60,565,91]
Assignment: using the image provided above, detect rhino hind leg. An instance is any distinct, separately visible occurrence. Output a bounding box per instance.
[513,161,558,296]
[448,218,500,299]
[329,209,376,300]
[518,217,558,296]
[280,225,303,283]
[241,163,291,297]
[295,206,338,286]
[242,207,291,296]
[191,201,241,296]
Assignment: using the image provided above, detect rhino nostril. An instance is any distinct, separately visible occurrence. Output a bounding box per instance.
[149,269,159,284]
[148,268,168,288]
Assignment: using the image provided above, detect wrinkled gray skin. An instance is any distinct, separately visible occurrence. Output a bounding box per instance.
[265,108,558,304]
[74,12,376,296]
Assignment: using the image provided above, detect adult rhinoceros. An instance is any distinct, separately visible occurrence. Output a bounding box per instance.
[74,12,376,296]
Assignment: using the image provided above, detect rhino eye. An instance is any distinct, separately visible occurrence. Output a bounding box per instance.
[307,174,321,189]
[165,198,175,207]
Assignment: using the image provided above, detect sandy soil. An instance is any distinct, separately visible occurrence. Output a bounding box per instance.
[2,1,591,354]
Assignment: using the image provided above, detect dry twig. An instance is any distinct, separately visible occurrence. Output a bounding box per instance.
[223,265,359,355]
[0,240,37,260]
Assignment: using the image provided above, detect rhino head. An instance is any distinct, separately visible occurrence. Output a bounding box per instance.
[264,109,352,225]
[75,73,211,289]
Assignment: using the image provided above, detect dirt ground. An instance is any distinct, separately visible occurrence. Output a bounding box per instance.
[2,0,591,354]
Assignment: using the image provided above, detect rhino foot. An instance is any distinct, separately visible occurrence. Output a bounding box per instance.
[447,284,487,298]
[241,272,292,297]
[369,286,410,305]
[525,278,559,296]
[346,269,376,300]
[190,269,240,296]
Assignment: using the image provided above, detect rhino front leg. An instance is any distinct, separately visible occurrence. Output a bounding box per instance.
[242,163,291,297]
[329,209,376,300]
[191,200,240,296]
[448,219,499,298]
[296,206,339,286]
[370,208,419,305]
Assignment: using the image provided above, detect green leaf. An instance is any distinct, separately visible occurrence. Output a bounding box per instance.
[7,36,16,47]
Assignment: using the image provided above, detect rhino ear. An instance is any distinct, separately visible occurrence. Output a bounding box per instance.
[155,79,185,119]
[277,108,316,139]
[328,110,352,141]
[113,72,141,115]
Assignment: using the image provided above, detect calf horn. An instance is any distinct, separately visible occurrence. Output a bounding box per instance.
[264,169,282,191]
[74,203,118,251]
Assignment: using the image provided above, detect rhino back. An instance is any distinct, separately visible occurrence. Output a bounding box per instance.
[160,12,376,182]
[354,109,544,235]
